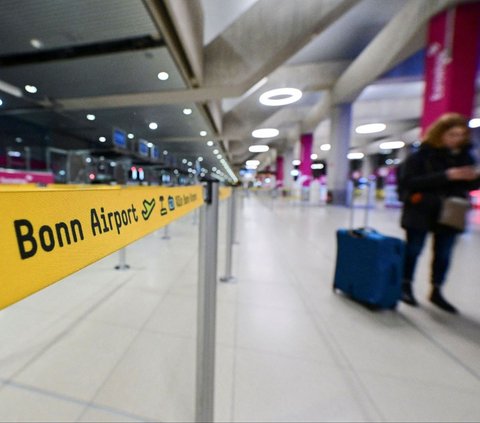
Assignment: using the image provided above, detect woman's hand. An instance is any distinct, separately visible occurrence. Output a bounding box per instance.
[446,166,478,181]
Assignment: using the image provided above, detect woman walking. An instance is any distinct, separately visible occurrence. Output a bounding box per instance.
[398,113,480,313]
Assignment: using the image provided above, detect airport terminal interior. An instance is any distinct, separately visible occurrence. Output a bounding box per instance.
[1,0,480,422]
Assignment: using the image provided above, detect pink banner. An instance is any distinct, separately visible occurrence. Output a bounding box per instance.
[421,4,480,134]
[0,169,55,185]
[276,156,284,187]
[299,133,313,187]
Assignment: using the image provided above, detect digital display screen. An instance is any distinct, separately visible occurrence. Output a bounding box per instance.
[162,174,171,184]
[151,147,159,160]
[138,139,149,157]
[113,128,127,149]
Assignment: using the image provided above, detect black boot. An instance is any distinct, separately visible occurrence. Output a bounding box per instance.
[430,287,458,314]
[401,281,418,306]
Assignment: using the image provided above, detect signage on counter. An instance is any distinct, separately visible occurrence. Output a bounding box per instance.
[0,185,204,310]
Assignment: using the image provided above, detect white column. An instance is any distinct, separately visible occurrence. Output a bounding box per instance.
[282,147,294,192]
[327,103,352,205]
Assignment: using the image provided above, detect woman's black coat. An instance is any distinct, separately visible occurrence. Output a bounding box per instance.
[398,143,480,232]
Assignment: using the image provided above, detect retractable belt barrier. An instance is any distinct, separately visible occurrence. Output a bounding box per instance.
[0,184,206,310]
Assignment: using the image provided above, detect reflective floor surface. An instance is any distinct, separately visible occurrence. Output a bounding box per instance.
[0,192,479,422]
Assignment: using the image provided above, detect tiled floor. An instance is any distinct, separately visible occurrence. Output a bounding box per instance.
[1,192,480,422]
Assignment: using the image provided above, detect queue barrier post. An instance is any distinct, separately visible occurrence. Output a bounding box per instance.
[196,181,219,423]
[162,224,171,240]
[220,188,236,282]
[114,248,130,270]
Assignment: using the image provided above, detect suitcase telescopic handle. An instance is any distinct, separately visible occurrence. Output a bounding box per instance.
[349,179,375,231]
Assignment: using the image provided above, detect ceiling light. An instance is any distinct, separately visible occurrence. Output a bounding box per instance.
[320,144,331,151]
[188,161,193,167]
[182,159,187,164]
[183,108,192,115]
[200,131,207,136]
[149,122,158,130]
[213,149,219,155]
[15,137,22,143]
[212,167,217,171]
[157,72,169,81]
[252,128,279,138]
[292,159,301,166]
[290,170,299,177]
[217,154,222,159]
[128,133,134,139]
[30,39,43,49]
[469,118,480,128]
[0,99,3,106]
[25,85,37,94]
[86,114,95,121]
[249,145,269,153]
[311,163,324,170]
[259,87,302,106]
[198,157,203,162]
[207,141,214,147]
[347,152,364,160]
[99,136,106,142]
[355,123,386,134]
[147,142,153,148]
[310,153,318,160]
[163,150,168,155]
[379,141,405,150]
[246,160,260,167]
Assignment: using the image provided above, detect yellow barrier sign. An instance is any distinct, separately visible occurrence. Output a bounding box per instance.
[0,185,204,310]
[219,187,232,200]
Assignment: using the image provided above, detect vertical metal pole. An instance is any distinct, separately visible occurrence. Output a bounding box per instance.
[196,181,219,423]
[162,224,171,240]
[115,248,130,270]
[220,191,235,282]
[232,189,239,245]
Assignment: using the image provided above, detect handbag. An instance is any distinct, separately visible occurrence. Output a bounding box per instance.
[438,197,470,231]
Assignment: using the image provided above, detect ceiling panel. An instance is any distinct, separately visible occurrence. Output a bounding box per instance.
[0,47,185,99]
[0,0,159,56]
[287,0,408,65]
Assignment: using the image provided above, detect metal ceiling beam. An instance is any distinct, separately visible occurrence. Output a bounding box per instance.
[301,0,470,132]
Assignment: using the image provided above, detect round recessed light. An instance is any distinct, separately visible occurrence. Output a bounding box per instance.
[30,39,43,49]
[259,88,302,106]
[147,142,153,148]
[163,150,168,155]
[347,152,364,160]
[157,72,169,81]
[292,160,301,166]
[182,159,187,164]
[252,128,279,138]
[25,85,38,94]
[207,140,214,147]
[86,114,95,121]
[311,163,324,170]
[149,122,158,130]
[355,123,386,134]
[183,108,193,115]
[15,137,23,143]
[310,153,318,160]
[217,154,222,159]
[198,157,203,162]
[249,145,270,153]
[469,118,480,128]
[128,133,134,139]
[0,99,3,106]
[246,160,260,167]
[379,141,405,150]
[320,144,331,151]
[200,131,207,137]
[99,136,106,143]
[213,149,219,155]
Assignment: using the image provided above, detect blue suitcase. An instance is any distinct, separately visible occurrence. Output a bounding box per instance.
[333,182,405,309]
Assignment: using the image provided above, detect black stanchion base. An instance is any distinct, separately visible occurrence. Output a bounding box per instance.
[114,264,130,270]
[219,276,236,283]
